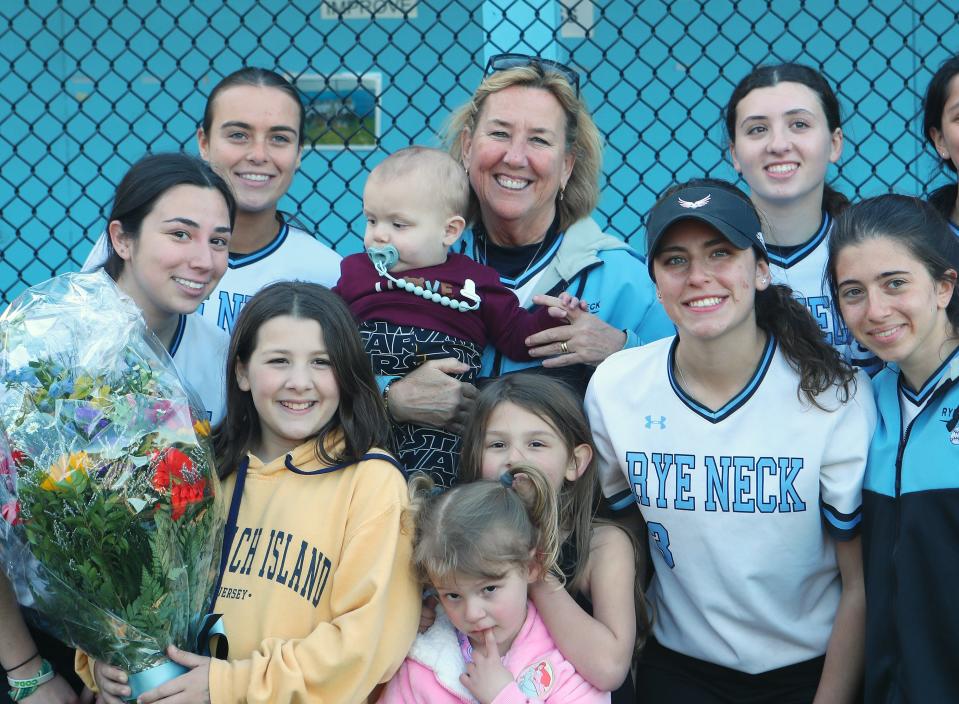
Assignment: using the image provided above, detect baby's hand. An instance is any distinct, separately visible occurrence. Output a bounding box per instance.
[541,292,589,321]
[418,593,438,634]
[558,292,589,312]
[460,629,513,704]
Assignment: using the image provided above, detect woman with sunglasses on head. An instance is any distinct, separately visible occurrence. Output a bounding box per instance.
[587,180,876,703]
[83,67,341,336]
[382,54,672,437]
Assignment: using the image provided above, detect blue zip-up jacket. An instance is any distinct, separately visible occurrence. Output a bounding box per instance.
[862,348,959,703]
[454,217,673,391]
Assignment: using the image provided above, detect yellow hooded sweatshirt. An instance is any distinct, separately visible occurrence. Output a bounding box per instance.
[78,440,420,703]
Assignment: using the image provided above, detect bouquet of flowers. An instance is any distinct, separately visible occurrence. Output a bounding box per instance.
[0,271,224,694]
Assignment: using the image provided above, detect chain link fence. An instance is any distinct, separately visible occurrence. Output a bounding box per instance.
[1,0,958,303]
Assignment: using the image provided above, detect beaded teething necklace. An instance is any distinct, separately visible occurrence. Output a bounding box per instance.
[368,246,482,313]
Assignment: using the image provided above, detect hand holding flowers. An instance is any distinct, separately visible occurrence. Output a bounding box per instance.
[0,272,224,700]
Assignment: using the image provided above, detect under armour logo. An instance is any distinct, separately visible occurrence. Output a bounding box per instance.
[678,194,710,209]
[645,415,666,429]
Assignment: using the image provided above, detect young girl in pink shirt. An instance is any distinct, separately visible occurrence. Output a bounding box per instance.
[380,466,608,704]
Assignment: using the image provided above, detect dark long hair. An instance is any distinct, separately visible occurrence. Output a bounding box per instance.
[202,67,306,146]
[725,63,848,216]
[922,54,959,218]
[213,282,390,477]
[828,194,959,335]
[656,179,856,406]
[104,153,236,280]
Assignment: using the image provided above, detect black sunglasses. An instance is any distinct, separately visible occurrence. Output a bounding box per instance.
[484,53,580,96]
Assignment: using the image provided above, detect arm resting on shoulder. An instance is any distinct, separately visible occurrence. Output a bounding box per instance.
[529,525,635,691]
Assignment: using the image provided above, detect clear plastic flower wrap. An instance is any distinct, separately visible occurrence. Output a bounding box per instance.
[0,271,224,694]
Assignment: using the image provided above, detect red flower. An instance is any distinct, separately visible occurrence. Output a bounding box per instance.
[171,479,206,521]
[1,499,22,526]
[152,448,194,491]
[0,450,26,476]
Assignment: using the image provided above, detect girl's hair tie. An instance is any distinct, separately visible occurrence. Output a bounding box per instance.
[499,471,514,488]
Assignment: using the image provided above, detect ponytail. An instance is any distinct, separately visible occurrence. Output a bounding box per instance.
[822,184,850,217]
[755,283,856,407]
[501,465,560,578]
[408,464,560,585]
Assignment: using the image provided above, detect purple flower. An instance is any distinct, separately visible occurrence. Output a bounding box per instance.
[75,404,108,436]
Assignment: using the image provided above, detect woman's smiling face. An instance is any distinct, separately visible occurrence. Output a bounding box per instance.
[197,84,303,216]
[652,220,769,343]
[730,81,842,212]
[834,236,956,386]
[461,85,575,243]
[111,184,231,325]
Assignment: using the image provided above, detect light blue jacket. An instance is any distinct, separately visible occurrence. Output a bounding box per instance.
[453,217,674,379]
[861,349,959,702]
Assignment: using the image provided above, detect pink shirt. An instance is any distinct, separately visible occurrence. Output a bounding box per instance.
[378,601,609,703]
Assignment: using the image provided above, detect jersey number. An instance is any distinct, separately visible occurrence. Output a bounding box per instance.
[647,522,675,568]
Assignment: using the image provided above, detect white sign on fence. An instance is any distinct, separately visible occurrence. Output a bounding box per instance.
[321,0,418,20]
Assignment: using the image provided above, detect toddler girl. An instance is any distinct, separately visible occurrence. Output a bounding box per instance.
[381,465,608,703]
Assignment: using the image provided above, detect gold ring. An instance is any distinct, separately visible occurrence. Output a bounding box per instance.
[561,341,569,354]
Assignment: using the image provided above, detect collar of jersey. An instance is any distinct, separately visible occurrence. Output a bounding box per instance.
[764,212,831,269]
[667,334,777,423]
[473,230,566,289]
[227,223,289,268]
[898,343,959,406]
[167,314,187,356]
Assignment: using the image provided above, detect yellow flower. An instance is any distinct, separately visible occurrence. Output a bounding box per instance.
[193,419,211,438]
[40,452,92,491]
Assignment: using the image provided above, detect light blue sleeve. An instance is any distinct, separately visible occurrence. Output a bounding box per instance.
[583,247,674,349]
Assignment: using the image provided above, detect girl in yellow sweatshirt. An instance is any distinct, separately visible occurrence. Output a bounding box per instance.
[87,281,420,703]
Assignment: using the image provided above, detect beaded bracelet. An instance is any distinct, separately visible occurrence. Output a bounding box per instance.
[382,377,396,417]
[7,657,54,701]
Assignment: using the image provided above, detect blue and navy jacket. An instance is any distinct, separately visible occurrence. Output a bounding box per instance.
[454,217,674,392]
[862,347,959,703]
